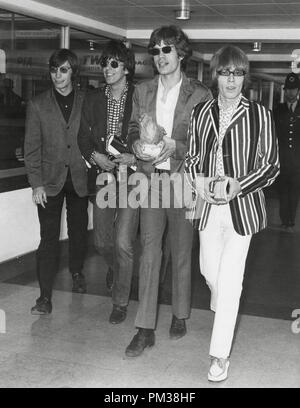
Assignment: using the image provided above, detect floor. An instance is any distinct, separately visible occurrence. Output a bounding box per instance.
[0,195,299,388]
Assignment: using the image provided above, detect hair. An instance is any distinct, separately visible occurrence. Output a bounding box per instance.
[210,45,250,88]
[147,25,192,71]
[100,39,135,82]
[49,48,79,79]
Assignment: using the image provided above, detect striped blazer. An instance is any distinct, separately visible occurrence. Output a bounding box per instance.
[184,96,280,236]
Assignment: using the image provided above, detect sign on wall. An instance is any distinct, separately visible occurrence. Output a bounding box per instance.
[5,50,154,78]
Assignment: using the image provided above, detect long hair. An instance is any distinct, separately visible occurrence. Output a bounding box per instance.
[148,25,192,72]
[100,39,135,82]
[210,45,249,89]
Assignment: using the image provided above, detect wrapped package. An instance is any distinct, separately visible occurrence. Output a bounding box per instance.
[138,113,166,158]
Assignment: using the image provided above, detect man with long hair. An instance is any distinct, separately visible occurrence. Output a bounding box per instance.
[125,25,211,357]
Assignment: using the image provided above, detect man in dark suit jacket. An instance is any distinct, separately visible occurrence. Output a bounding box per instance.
[274,72,300,230]
[125,25,212,357]
[25,49,89,315]
[78,40,139,325]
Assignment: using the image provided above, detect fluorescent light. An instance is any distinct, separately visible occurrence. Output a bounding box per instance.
[175,0,190,20]
[253,42,262,52]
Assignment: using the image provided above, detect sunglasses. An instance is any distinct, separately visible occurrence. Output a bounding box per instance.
[50,66,72,74]
[217,68,246,77]
[100,59,122,69]
[148,45,173,56]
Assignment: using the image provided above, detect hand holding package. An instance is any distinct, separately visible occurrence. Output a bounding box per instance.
[138,113,166,158]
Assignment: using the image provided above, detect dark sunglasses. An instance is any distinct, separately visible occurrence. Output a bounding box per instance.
[148,45,173,56]
[100,59,121,69]
[217,68,246,77]
[49,66,71,74]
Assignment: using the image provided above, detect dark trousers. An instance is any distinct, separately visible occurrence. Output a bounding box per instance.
[36,177,88,300]
[278,172,300,226]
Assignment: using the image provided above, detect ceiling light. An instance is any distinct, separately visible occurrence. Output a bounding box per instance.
[175,0,190,20]
[89,40,94,51]
[252,41,262,52]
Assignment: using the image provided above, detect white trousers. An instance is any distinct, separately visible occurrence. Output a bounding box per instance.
[199,204,252,359]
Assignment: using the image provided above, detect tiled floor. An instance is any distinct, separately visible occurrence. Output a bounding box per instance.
[0,196,300,388]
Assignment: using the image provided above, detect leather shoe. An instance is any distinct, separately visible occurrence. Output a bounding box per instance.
[31,297,52,315]
[72,273,86,293]
[125,329,155,357]
[109,305,127,324]
[106,267,114,292]
[169,315,186,340]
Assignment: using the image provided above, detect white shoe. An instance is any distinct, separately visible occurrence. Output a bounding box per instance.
[208,357,230,382]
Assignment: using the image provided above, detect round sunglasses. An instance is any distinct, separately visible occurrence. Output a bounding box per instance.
[100,59,122,69]
[148,45,173,56]
[49,66,72,74]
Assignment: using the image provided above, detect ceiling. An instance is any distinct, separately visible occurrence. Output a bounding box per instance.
[1,0,300,84]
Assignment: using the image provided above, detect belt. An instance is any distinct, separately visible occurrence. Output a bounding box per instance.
[154,168,171,175]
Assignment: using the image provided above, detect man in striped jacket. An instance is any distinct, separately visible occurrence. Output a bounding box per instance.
[185,45,279,382]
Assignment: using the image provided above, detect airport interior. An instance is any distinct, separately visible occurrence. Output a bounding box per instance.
[0,0,300,388]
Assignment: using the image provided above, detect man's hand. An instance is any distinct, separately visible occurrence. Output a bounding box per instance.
[195,175,220,204]
[132,140,153,162]
[226,177,241,201]
[93,152,116,171]
[152,136,176,166]
[113,153,136,167]
[32,186,47,208]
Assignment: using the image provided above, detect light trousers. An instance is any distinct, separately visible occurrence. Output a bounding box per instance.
[135,175,193,329]
[199,204,252,359]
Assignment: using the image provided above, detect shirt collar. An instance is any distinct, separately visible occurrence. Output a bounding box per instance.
[158,75,182,96]
[218,93,242,112]
[105,82,128,101]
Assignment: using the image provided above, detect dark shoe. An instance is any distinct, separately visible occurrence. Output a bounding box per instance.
[109,305,127,324]
[169,315,187,340]
[72,273,86,293]
[106,267,114,292]
[125,329,155,357]
[31,297,52,315]
[286,226,295,233]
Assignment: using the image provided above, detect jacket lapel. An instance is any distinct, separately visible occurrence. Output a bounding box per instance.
[226,96,249,133]
[68,89,83,125]
[172,73,194,138]
[49,87,67,127]
[209,100,219,141]
[146,77,159,122]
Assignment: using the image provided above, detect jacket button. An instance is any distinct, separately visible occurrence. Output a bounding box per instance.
[65,164,69,168]
[66,126,70,130]
[67,145,71,148]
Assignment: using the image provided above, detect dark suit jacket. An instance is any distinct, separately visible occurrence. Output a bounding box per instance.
[24,87,88,197]
[77,83,134,193]
[274,101,300,174]
[127,73,212,175]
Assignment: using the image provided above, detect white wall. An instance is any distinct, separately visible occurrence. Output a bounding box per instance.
[0,188,93,263]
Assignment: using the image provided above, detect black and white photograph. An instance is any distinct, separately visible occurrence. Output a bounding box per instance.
[0,0,299,390]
